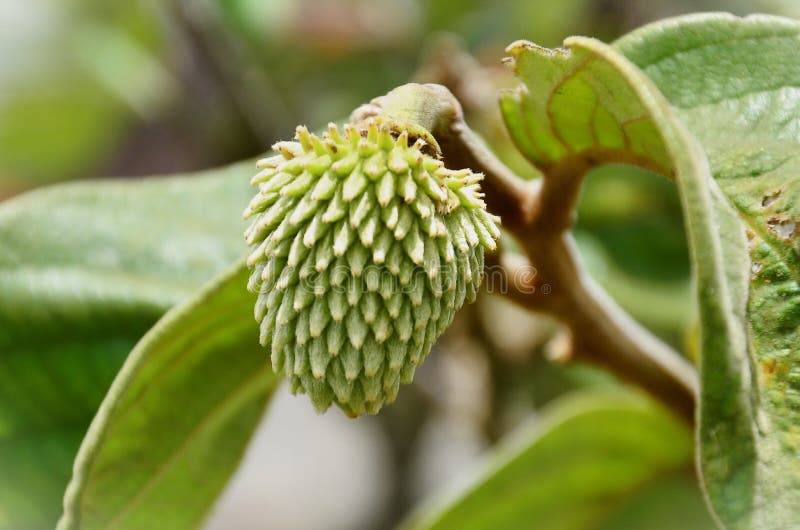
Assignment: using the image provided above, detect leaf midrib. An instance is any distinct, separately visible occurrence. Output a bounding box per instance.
[118,311,253,415]
[96,365,273,530]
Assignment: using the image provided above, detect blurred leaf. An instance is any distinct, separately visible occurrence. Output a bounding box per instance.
[761,0,800,18]
[0,1,169,191]
[70,21,178,120]
[0,81,126,193]
[422,0,595,49]
[58,261,279,530]
[578,164,689,281]
[575,232,692,339]
[0,161,254,529]
[576,164,692,343]
[404,392,712,530]
[500,12,800,528]
[217,0,297,35]
[616,14,800,528]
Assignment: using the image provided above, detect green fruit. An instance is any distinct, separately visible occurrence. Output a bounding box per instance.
[244,118,500,416]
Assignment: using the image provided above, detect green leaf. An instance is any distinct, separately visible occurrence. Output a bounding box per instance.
[58,260,279,530]
[0,161,254,529]
[499,37,675,174]
[615,15,800,529]
[403,392,713,530]
[499,13,800,528]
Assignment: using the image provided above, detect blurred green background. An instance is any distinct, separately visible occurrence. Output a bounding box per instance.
[3,0,792,197]
[1,1,796,529]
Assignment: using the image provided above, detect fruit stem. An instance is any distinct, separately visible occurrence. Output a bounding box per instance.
[366,83,698,424]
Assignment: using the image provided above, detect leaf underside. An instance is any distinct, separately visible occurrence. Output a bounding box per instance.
[498,12,800,529]
[0,161,255,529]
[58,261,280,530]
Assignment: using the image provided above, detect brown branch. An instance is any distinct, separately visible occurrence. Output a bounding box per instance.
[366,83,698,425]
[448,120,698,424]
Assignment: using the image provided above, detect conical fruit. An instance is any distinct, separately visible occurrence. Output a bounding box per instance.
[244,118,500,416]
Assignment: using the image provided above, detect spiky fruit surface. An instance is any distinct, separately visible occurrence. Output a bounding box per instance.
[244,119,500,417]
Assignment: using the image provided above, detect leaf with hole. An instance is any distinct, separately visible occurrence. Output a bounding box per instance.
[500,13,800,528]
